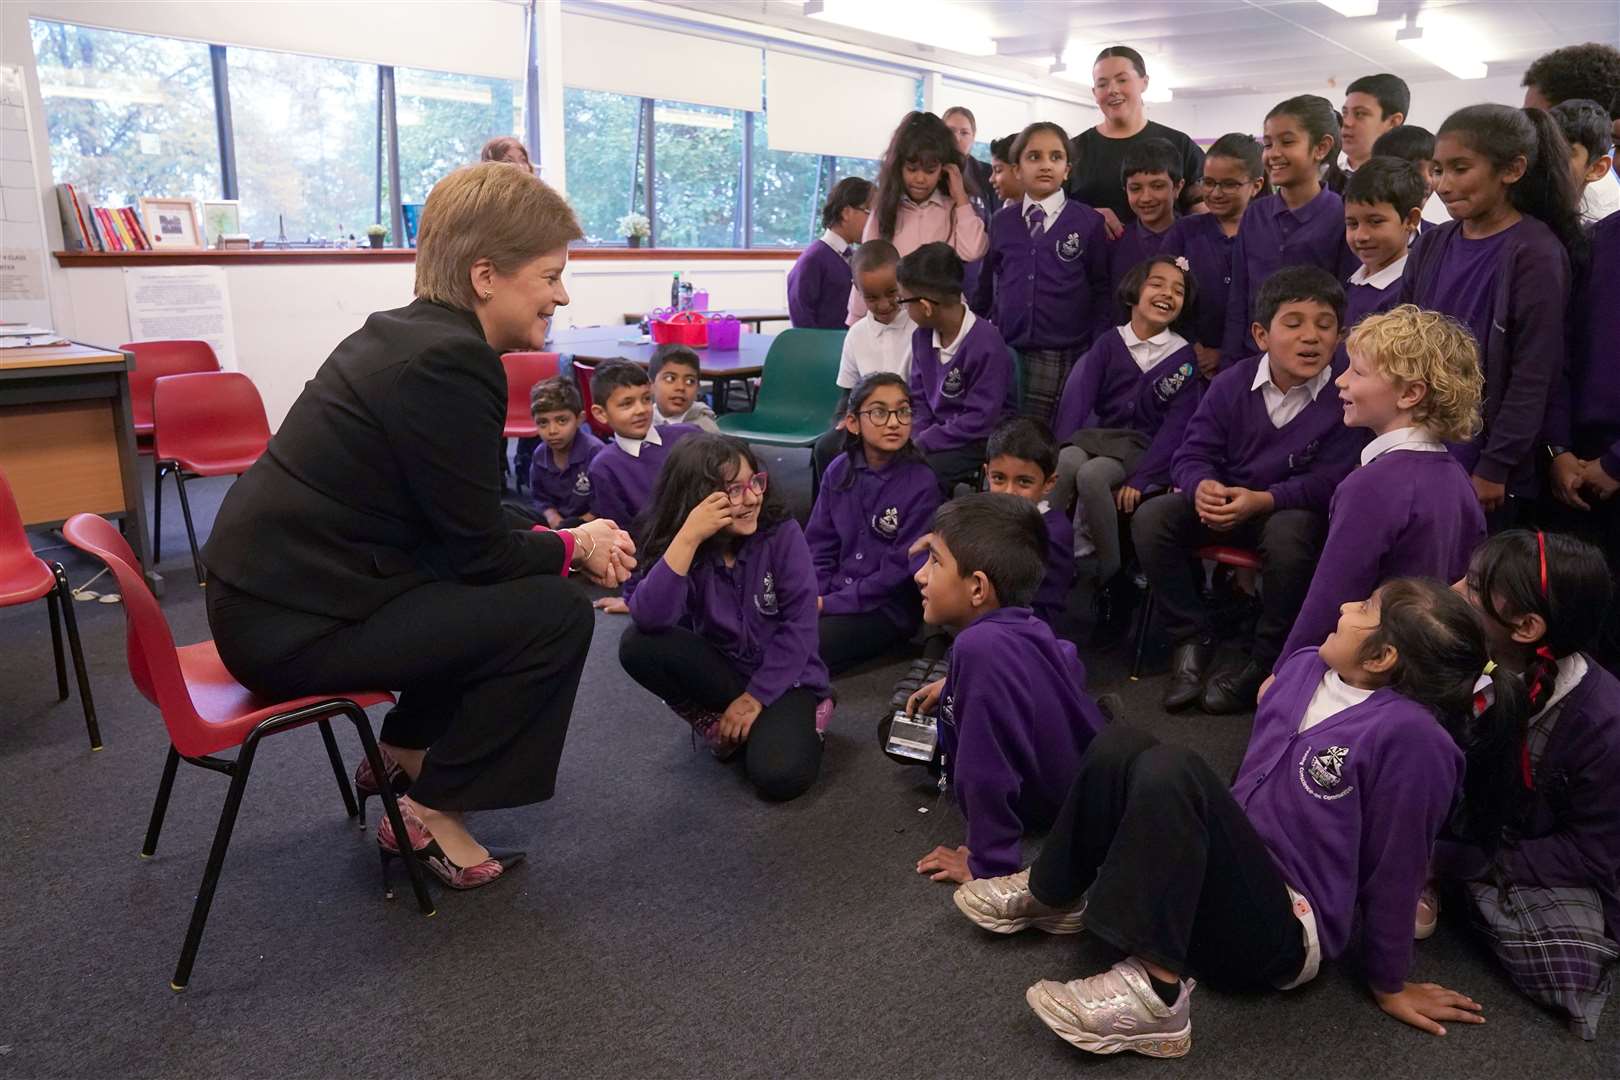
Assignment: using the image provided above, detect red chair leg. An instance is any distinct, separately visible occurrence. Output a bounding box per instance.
[51,564,100,750]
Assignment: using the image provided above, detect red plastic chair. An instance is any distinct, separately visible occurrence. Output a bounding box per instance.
[1132,545,1264,680]
[120,340,220,451]
[61,512,434,990]
[571,359,612,438]
[501,351,561,438]
[152,371,272,584]
[0,469,98,748]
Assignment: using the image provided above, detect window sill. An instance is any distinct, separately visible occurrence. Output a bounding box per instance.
[52,247,805,268]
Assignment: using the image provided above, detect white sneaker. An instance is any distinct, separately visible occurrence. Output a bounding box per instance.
[1026,957,1194,1059]
[1415,884,1440,940]
[953,869,1086,934]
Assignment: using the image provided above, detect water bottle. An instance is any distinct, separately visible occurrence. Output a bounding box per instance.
[670,272,681,309]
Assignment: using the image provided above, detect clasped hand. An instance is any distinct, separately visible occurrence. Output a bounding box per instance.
[567,518,636,588]
[1194,480,1271,530]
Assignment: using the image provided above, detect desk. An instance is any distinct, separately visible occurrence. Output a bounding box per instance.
[549,326,772,414]
[0,343,160,593]
[621,307,790,331]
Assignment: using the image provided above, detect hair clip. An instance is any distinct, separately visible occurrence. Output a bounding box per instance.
[1173,255,1191,272]
[1483,659,1497,675]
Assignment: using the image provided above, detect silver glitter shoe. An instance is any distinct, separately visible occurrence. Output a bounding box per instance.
[953,869,1086,934]
[1026,958,1194,1059]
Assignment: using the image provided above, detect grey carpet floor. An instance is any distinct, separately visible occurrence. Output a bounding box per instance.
[1,451,1615,1079]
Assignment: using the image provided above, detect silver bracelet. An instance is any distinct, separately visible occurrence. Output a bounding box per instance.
[568,527,597,565]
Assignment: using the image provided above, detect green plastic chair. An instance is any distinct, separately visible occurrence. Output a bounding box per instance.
[715,328,848,448]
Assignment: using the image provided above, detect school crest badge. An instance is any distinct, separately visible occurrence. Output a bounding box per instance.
[573,471,592,495]
[1056,231,1083,262]
[1287,438,1321,473]
[754,570,779,616]
[941,366,965,398]
[873,505,900,538]
[1153,362,1196,403]
[1299,744,1354,800]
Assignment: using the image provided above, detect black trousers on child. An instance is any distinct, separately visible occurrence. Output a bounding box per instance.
[819,610,913,675]
[1131,493,1323,670]
[206,574,593,812]
[810,427,847,505]
[922,439,989,498]
[1028,724,1304,989]
[619,625,822,800]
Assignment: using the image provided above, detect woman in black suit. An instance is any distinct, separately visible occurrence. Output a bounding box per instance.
[203,162,633,890]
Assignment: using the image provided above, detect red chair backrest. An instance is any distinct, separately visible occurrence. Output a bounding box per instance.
[0,467,49,586]
[62,514,201,740]
[121,340,221,433]
[501,351,561,435]
[571,360,612,438]
[152,371,272,468]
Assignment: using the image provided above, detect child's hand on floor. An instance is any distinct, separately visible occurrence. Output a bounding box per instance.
[593,596,629,614]
[906,678,945,717]
[717,691,762,746]
[917,845,972,883]
[1373,981,1485,1036]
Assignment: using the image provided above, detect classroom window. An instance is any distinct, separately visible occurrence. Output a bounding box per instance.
[29,19,220,208]
[563,87,643,245]
[226,47,379,242]
[750,111,823,248]
[653,100,744,248]
[395,67,523,205]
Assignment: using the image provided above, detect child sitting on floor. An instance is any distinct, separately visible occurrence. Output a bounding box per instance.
[983,418,1074,631]
[649,345,719,432]
[527,376,602,529]
[586,360,700,532]
[903,493,1106,884]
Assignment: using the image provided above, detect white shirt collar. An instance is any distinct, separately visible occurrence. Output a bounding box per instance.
[1117,322,1188,373]
[1251,353,1333,400]
[1349,252,1408,290]
[1536,653,1590,720]
[820,229,852,257]
[932,308,977,362]
[1120,322,1175,350]
[1021,189,1066,222]
[869,306,914,337]
[613,422,664,458]
[1360,425,1445,466]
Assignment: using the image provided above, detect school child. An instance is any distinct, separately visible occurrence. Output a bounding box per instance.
[1220,95,1358,366]
[955,578,1514,1057]
[788,176,873,329]
[972,121,1110,426]
[903,493,1106,884]
[1521,42,1620,223]
[1339,73,1410,175]
[805,373,939,674]
[1108,138,1184,295]
[1280,305,1486,658]
[811,240,916,494]
[585,360,700,532]
[526,376,603,529]
[1549,99,1615,222]
[1341,158,1425,328]
[1051,256,1202,591]
[1397,104,1582,523]
[987,134,1024,209]
[1136,266,1365,714]
[1441,531,1620,1039]
[1161,133,1265,377]
[983,418,1074,630]
[1372,124,1445,231]
[619,434,830,801]
[649,345,719,432]
[849,111,988,324]
[901,242,1013,495]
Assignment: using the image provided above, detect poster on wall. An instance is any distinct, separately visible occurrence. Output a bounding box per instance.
[122,265,239,370]
[0,63,55,329]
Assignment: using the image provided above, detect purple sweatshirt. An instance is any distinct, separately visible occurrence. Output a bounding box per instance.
[939,606,1106,877]
[628,518,830,706]
[528,426,604,520]
[910,316,1012,453]
[805,450,939,629]
[1108,219,1173,295]
[1171,353,1366,514]
[1544,211,1620,480]
[1052,330,1203,492]
[1160,213,1236,350]
[1398,216,1571,494]
[787,238,854,330]
[1343,275,1403,330]
[585,424,698,532]
[1235,648,1463,993]
[1220,188,1358,364]
[973,199,1111,350]
[1280,448,1485,660]
[1034,502,1075,628]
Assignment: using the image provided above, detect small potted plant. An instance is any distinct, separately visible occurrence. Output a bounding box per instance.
[365,224,387,249]
[617,212,651,249]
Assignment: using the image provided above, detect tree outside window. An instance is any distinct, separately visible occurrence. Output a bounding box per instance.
[396,67,522,204]
[653,100,743,248]
[562,87,641,245]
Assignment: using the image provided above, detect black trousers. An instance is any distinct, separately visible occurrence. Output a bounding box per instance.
[819,610,913,675]
[810,428,848,505]
[206,574,593,812]
[1029,725,1304,989]
[618,625,822,800]
[1131,493,1323,669]
[922,439,989,497]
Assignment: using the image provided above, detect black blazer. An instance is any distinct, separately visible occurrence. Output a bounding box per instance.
[203,298,567,621]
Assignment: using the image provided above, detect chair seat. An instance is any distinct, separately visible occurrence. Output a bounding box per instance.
[714,414,823,448]
[0,554,55,606]
[166,451,264,477]
[174,639,394,757]
[1196,545,1264,571]
[503,422,540,438]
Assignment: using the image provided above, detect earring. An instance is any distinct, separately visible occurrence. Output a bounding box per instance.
[482,291,493,300]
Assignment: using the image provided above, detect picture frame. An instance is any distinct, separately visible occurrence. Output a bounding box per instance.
[200,199,241,248]
[137,197,203,251]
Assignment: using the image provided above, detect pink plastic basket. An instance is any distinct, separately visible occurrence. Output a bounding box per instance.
[706,314,741,350]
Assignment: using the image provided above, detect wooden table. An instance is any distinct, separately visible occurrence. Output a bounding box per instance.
[621,307,790,331]
[0,343,161,593]
[549,326,773,414]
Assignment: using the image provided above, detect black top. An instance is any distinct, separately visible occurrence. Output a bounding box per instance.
[1064,121,1205,223]
[203,298,568,621]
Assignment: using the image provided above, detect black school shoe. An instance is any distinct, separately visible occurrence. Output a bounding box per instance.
[1201,658,1267,715]
[1162,638,1212,712]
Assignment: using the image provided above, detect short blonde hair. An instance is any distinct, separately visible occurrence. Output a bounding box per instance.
[414,162,582,311]
[1345,304,1483,442]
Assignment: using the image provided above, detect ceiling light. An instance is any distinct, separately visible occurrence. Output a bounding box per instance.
[1396,12,1488,80]
[806,0,997,57]
[1318,0,1379,16]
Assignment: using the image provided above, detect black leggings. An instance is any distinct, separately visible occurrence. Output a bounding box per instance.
[819,610,914,675]
[1029,724,1304,990]
[618,625,822,800]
